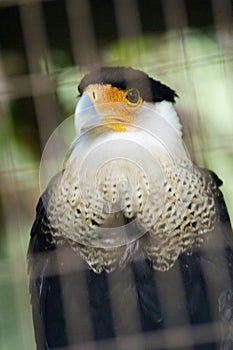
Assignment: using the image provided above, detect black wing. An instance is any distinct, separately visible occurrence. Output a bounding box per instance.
[203,170,233,349]
[28,192,68,349]
[28,169,233,350]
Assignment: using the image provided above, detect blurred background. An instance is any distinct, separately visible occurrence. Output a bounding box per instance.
[0,0,232,349]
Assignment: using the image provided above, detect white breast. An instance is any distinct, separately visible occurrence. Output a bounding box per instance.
[46,101,192,249]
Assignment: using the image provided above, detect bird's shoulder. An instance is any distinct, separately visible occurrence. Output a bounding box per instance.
[200,167,232,227]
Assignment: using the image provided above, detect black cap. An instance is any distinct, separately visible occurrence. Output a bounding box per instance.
[78,67,177,103]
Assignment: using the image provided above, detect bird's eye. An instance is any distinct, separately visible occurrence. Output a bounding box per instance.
[126,88,140,105]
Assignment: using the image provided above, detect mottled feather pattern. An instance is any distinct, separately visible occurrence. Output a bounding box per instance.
[141,166,216,271]
[43,161,216,273]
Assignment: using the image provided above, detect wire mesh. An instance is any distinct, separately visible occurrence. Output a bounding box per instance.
[0,0,233,349]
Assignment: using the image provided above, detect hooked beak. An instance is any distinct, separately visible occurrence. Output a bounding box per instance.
[74,93,101,135]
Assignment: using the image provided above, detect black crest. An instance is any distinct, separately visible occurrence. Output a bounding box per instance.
[78,67,177,103]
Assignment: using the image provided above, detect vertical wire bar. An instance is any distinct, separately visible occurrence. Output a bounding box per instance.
[19,0,59,150]
[107,265,144,349]
[66,0,98,69]
[113,0,141,38]
[162,0,199,163]
[58,247,94,345]
[163,0,187,29]
[113,0,143,66]
[211,0,233,125]
[160,2,195,347]
[211,0,233,42]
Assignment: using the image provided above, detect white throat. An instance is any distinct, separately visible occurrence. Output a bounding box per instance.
[151,101,182,137]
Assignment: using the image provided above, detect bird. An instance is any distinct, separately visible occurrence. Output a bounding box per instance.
[28,67,233,350]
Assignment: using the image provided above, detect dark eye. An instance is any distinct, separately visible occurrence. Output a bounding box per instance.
[126,88,140,104]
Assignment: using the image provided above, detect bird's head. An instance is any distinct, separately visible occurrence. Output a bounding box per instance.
[74,66,181,136]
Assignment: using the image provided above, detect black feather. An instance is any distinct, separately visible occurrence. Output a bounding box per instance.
[78,66,178,103]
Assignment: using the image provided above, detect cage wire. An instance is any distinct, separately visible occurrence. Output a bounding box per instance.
[0,0,233,349]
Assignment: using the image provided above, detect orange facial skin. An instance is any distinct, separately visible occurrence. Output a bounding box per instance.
[84,84,143,132]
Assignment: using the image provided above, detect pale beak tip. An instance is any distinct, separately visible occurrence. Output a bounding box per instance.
[74,93,99,135]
